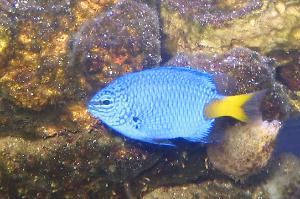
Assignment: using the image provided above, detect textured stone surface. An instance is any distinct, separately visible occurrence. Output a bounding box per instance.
[161,0,300,56]
[276,57,300,91]
[207,120,281,180]
[137,147,210,191]
[167,48,274,93]
[0,127,161,198]
[70,0,161,89]
[0,0,300,198]
[143,179,267,199]
[287,91,300,113]
[0,0,124,111]
[0,1,163,197]
[166,48,291,120]
[0,15,11,69]
[164,0,263,25]
[263,154,300,199]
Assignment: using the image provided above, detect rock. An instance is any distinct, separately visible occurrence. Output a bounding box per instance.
[71,0,119,25]
[261,82,291,121]
[70,0,161,89]
[0,128,161,198]
[0,97,7,125]
[61,102,96,133]
[0,0,120,111]
[0,1,72,111]
[163,0,263,26]
[287,90,300,113]
[263,154,300,199]
[0,1,163,197]
[136,147,210,193]
[275,51,300,113]
[143,179,267,199]
[167,48,274,93]
[166,48,291,120]
[0,0,299,198]
[161,0,300,57]
[0,15,11,69]
[207,120,281,181]
[276,59,300,91]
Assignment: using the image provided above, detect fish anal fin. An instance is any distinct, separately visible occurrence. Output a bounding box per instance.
[183,135,211,144]
[205,90,267,122]
[149,138,176,147]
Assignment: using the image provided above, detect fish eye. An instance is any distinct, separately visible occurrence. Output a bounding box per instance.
[102,100,111,105]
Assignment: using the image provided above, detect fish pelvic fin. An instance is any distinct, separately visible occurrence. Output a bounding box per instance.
[205,90,267,122]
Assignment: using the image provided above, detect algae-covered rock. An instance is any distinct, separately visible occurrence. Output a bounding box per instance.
[0,1,164,197]
[0,16,11,69]
[161,0,300,56]
[167,48,291,120]
[71,0,161,89]
[277,59,300,91]
[263,154,300,199]
[207,120,281,181]
[0,1,73,111]
[143,179,267,199]
[0,128,161,198]
[0,0,159,136]
[72,0,119,25]
[0,0,299,198]
[287,90,300,113]
[275,50,300,113]
[0,0,120,111]
[136,147,210,192]
[167,48,274,92]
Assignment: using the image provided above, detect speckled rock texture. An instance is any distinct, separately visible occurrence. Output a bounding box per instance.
[166,48,292,120]
[0,126,162,198]
[276,54,300,91]
[0,15,11,68]
[161,0,300,56]
[263,154,300,199]
[0,0,163,198]
[207,120,281,180]
[143,179,267,199]
[0,0,300,198]
[70,0,161,89]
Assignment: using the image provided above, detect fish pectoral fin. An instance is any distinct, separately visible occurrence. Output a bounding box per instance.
[205,90,267,122]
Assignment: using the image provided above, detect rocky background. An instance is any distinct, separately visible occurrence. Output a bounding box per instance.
[0,0,300,198]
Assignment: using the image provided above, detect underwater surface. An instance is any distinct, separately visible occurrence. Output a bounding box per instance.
[0,0,300,198]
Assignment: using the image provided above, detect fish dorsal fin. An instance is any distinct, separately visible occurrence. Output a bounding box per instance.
[153,66,216,89]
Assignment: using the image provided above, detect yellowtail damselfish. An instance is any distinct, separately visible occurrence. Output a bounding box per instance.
[88,66,265,146]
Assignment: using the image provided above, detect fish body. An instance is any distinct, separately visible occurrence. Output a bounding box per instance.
[88,66,263,145]
[274,115,300,158]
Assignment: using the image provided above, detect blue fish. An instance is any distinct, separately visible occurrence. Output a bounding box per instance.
[88,66,264,146]
[274,115,300,158]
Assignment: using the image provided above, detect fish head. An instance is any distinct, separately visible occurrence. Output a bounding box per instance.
[87,82,130,126]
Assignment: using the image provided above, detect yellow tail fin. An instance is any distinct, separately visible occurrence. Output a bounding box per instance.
[205,90,267,122]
